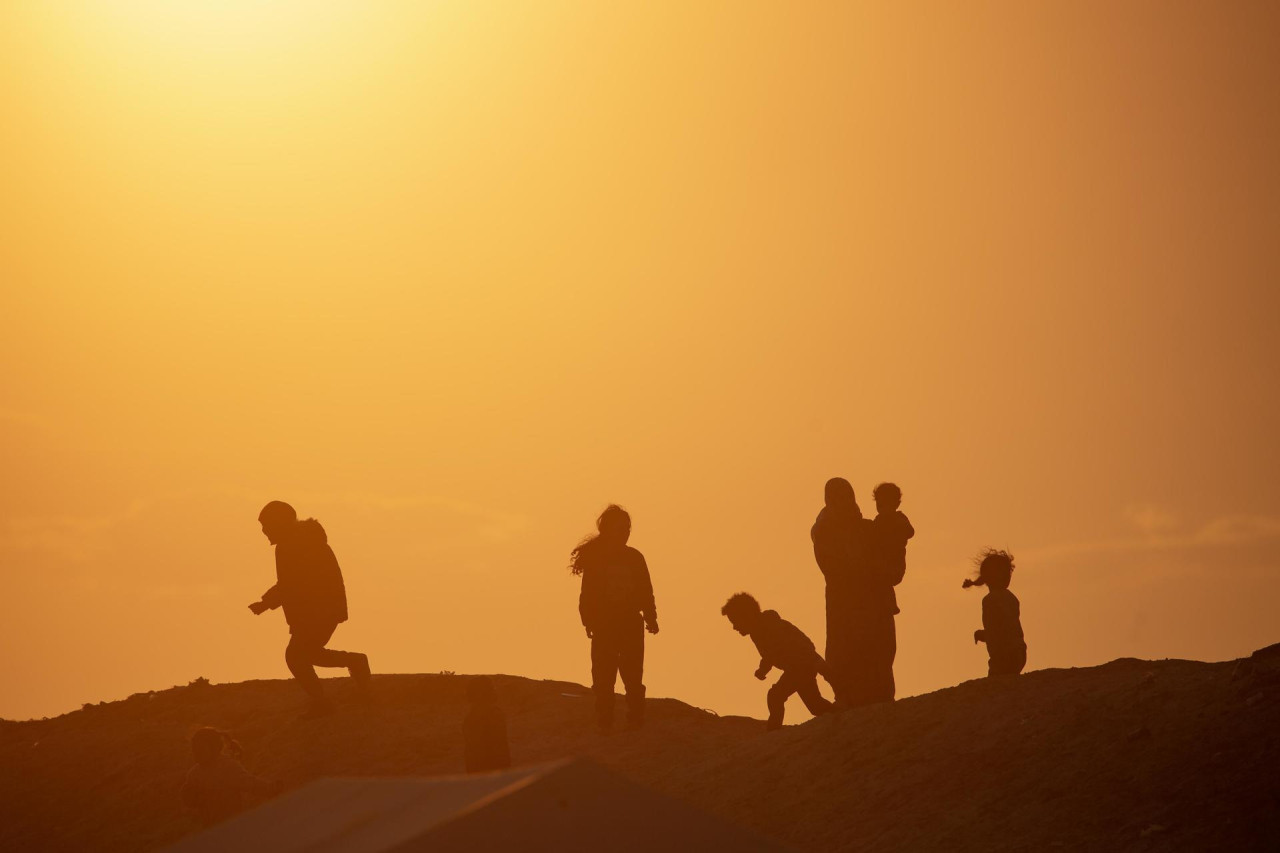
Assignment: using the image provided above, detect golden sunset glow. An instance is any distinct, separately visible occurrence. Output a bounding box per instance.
[3,1,1278,724]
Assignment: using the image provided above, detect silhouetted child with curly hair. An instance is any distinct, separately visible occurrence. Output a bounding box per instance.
[722,592,834,730]
[963,549,1027,676]
[180,727,278,827]
[873,482,914,588]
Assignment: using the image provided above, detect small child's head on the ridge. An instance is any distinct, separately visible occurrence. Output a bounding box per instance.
[963,549,1015,591]
[721,592,762,635]
[873,482,902,514]
[190,727,241,765]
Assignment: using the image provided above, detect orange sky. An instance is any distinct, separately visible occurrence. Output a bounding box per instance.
[2,1,1278,721]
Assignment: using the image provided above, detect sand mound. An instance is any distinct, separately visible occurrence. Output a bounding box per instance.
[3,647,1278,852]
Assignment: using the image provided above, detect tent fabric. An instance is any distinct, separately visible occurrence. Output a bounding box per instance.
[164,758,788,853]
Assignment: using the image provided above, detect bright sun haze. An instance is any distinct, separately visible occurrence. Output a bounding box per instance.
[2,1,1278,721]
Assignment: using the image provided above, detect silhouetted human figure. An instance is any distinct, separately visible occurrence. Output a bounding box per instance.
[964,549,1027,676]
[811,478,897,707]
[181,727,278,827]
[570,505,658,733]
[248,501,370,719]
[463,676,511,773]
[873,482,914,587]
[721,593,833,730]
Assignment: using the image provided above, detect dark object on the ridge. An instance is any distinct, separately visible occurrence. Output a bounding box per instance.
[248,501,371,717]
[181,727,278,827]
[464,677,512,773]
[570,505,658,732]
[811,477,898,707]
[722,592,833,730]
[964,548,1027,676]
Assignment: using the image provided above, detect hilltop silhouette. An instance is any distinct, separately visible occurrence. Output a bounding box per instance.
[2,646,1278,852]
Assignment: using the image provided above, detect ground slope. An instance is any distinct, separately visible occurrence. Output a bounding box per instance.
[2,646,1278,852]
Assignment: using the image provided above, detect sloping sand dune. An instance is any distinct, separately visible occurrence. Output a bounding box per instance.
[3,646,1277,852]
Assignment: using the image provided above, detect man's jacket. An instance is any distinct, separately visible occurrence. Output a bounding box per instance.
[261,518,349,630]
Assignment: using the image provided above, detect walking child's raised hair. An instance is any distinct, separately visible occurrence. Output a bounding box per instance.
[568,504,631,575]
[963,548,1015,589]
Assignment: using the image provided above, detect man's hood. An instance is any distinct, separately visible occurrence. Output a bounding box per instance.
[292,517,328,546]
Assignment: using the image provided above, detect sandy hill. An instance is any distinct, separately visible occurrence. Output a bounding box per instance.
[3,646,1278,852]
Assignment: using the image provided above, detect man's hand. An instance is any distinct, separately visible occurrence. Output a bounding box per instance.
[584,626,593,639]
[645,619,659,635]
[249,600,269,615]
[754,666,769,681]
[973,629,986,644]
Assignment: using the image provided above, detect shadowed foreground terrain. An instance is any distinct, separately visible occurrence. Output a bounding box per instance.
[3,646,1278,852]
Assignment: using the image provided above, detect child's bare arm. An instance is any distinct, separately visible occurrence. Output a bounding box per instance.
[755,659,773,680]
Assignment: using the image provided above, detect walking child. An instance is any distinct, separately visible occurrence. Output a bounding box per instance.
[570,505,659,732]
[963,549,1027,676]
[721,592,834,730]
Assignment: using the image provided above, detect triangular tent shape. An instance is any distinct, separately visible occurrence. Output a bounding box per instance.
[164,758,788,852]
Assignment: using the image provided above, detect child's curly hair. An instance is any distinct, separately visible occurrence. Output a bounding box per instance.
[721,592,761,620]
[963,548,1014,588]
[872,482,902,508]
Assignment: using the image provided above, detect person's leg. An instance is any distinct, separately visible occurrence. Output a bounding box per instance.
[307,625,370,681]
[766,672,799,730]
[988,644,1027,677]
[285,627,328,703]
[874,614,897,703]
[825,595,852,707]
[842,614,875,707]
[796,672,834,717]
[618,617,646,729]
[590,629,620,731]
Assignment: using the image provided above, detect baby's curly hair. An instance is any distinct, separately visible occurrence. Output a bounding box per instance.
[963,548,1015,589]
[873,482,902,508]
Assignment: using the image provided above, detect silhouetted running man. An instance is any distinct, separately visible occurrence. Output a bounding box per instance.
[811,478,897,706]
[248,501,370,719]
[570,505,658,733]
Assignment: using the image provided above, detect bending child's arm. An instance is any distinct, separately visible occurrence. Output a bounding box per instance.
[755,659,773,680]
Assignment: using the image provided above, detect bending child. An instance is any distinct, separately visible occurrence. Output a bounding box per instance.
[721,592,834,730]
[963,549,1027,676]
